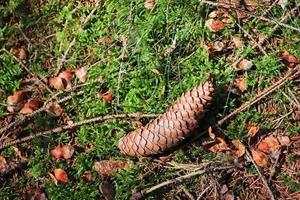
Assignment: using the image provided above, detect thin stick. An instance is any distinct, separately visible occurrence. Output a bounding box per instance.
[217,66,300,126]
[196,185,212,200]
[245,149,276,200]
[0,88,85,136]
[202,1,300,32]
[130,166,234,200]
[0,113,158,150]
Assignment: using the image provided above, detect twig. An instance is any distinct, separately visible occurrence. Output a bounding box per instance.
[54,0,101,75]
[196,185,212,200]
[217,66,300,126]
[0,88,85,136]
[202,1,300,32]
[0,113,158,150]
[130,165,234,200]
[245,149,276,200]
[268,148,282,182]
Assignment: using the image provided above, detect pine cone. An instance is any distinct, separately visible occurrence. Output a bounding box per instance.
[118,81,214,157]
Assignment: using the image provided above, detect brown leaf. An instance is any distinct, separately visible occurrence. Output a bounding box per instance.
[231,140,246,158]
[246,126,260,138]
[46,102,63,116]
[251,149,268,167]
[54,168,68,184]
[0,156,8,174]
[75,66,88,83]
[20,99,41,115]
[144,0,155,10]
[13,48,27,60]
[279,51,299,68]
[237,59,253,71]
[234,77,247,92]
[94,160,128,177]
[257,136,280,154]
[49,77,66,90]
[277,135,290,146]
[0,156,22,176]
[203,137,230,153]
[81,171,94,182]
[232,36,243,48]
[99,181,115,200]
[50,145,74,160]
[100,92,113,103]
[205,19,224,32]
[7,90,25,113]
[97,37,112,44]
[13,147,28,161]
[58,71,74,89]
[22,188,48,200]
[223,193,235,200]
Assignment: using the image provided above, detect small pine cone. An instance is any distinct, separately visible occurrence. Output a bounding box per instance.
[118,81,214,157]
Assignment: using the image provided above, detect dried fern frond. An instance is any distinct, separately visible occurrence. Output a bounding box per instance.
[118,81,214,157]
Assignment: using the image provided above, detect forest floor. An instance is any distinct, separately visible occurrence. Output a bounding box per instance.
[0,0,300,199]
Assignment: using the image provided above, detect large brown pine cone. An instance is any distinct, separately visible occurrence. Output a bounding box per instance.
[118,81,214,157]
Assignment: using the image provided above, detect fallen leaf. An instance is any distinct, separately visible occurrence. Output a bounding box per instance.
[54,168,68,184]
[22,188,48,200]
[13,48,27,60]
[246,126,260,138]
[61,145,75,159]
[234,77,247,92]
[75,66,88,83]
[279,51,299,68]
[251,149,268,167]
[50,145,74,160]
[58,71,74,89]
[99,181,115,200]
[257,136,280,154]
[223,193,235,200]
[277,135,290,146]
[100,92,113,103]
[46,102,63,116]
[0,156,8,174]
[49,77,66,90]
[231,140,246,158]
[203,137,230,153]
[7,90,25,113]
[237,59,253,71]
[0,156,22,176]
[209,41,226,52]
[144,0,155,10]
[97,37,112,44]
[232,36,243,48]
[205,19,224,32]
[20,99,41,114]
[94,160,128,177]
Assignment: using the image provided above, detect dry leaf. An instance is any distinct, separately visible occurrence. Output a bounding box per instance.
[22,188,48,200]
[58,71,74,89]
[0,156,8,174]
[0,156,22,176]
[49,77,66,90]
[237,59,253,71]
[99,181,115,200]
[13,48,27,60]
[205,19,224,32]
[20,99,41,114]
[100,92,113,103]
[232,36,243,48]
[46,102,63,116]
[231,140,246,158]
[54,168,68,184]
[144,0,155,10]
[279,51,299,68]
[209,41,225,52]
[81,171,93,182]
[223,193,235,200]
[7,90,25,113]
[75,67,88,83]
[257,136,280,154]
[234,77,247,92]
[50,145,74,160]
[13,147,28,161]
[94,160,128,177]
[97,37,112,44]
[251,149,268,167]
[203,137,230,153]
[277,136,290,146]
[246,126,260,138]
